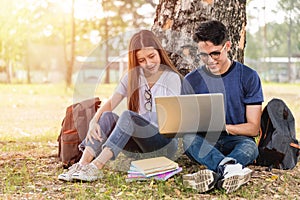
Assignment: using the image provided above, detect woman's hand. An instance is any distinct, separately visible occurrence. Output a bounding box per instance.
[84,93,124,144]
[85,117,103,144]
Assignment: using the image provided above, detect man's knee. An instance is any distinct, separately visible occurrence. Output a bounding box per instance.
[183,134,198,151]
[238,139,259,163]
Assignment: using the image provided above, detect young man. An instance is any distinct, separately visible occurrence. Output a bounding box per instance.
[181,20,264,193]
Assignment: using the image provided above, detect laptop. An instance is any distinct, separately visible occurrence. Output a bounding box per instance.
[154,93,226,137]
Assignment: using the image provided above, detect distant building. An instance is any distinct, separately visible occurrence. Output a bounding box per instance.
[73,54,128,84]
[245,57,300,83]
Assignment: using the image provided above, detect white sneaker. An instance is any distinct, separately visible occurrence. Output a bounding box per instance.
[72,163,103,182]
[58,163,82,182]
[182,169,219,193]
[217,163,252,193]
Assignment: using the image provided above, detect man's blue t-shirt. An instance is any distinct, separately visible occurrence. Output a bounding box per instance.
[181,61,264,125]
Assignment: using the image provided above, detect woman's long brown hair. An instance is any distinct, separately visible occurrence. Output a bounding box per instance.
[127,30,181,112]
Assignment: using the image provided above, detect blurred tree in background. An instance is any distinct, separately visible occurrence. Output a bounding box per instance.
[0,0,155,85]
[245,0,300,82]
[0,0,299,84]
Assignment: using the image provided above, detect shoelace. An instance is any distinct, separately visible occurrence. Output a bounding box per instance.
[67,163,81,174]
[80,164,99,176]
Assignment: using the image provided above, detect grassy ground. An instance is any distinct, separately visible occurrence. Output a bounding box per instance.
[0,82,300,199]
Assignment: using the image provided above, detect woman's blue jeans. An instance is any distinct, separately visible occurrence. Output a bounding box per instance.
[183,132,258,172]
[80,111,178,160]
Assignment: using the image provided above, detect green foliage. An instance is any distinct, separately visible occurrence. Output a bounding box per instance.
[246,0,300,60]
[0,0,155,84]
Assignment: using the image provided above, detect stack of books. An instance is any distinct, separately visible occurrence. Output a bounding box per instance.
[126,156,182,181]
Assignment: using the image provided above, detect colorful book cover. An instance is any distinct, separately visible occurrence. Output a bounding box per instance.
[128,164,179,177]
[126,167,182,182]
[129,156,179,177]
[153,167,182,181]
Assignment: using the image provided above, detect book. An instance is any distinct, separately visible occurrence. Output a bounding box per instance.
[130,156,179,177]
[128,164,178,177]
[126,167,182,182]
[152,167,182,181]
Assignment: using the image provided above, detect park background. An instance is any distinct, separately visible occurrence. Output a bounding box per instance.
[0,0,300,199]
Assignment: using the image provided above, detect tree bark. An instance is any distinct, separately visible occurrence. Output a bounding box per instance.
[152,0,247,75]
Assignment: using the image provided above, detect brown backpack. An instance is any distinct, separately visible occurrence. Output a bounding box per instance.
[57,97,101,168]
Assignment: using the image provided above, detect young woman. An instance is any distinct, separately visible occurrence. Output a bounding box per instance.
[58,30,182,182]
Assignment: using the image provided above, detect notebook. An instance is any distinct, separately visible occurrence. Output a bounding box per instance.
[130,156,179,177]
[126,167,182,181]
[154,93,226,137]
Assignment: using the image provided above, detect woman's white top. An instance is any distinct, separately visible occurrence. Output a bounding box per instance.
[115,67,182,127]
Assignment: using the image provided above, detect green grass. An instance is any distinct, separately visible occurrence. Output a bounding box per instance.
[0,82,300,199]
[0,83,117,141]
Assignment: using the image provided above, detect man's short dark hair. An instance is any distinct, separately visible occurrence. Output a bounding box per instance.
[193,20,229,46]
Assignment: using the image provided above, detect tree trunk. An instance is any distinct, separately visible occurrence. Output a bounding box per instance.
[66,0,75,87]
[152,0,247,75]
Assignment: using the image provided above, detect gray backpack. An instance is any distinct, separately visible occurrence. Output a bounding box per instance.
[256,98,300,170]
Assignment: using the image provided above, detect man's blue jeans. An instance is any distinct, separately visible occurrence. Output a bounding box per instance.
[183,132,258,172]
[80,111,178,160]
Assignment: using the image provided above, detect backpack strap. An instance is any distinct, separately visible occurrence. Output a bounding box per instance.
[258,117,271,147]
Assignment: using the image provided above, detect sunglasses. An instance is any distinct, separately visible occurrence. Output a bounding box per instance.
[144,89,152,111]
[197,43,226,62]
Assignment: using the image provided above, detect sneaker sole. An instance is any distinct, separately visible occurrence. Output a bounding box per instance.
[58,163,82,182]
[72,176,99,182]
[218,169,252,193]
[58,175,72,182]
[72,172,103,182]
[182,169,218,193]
